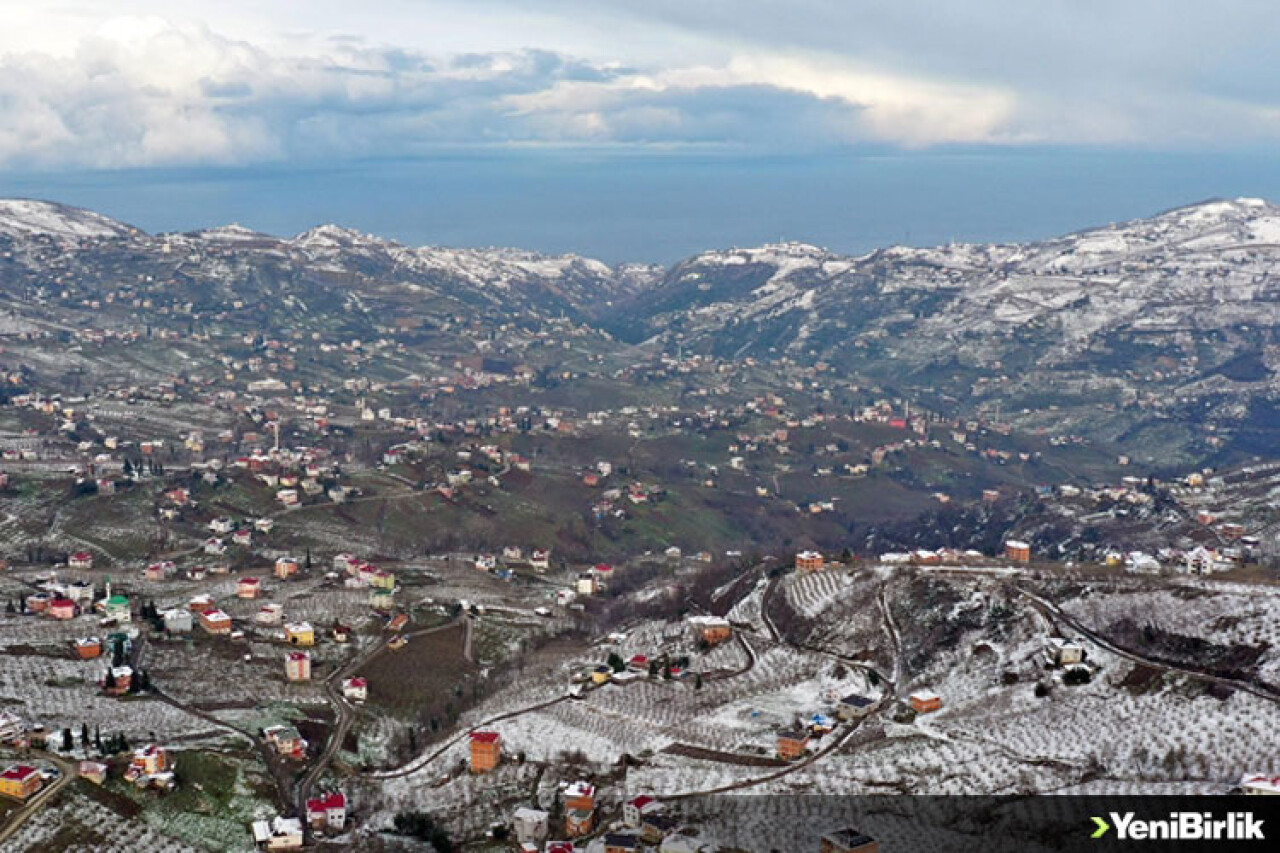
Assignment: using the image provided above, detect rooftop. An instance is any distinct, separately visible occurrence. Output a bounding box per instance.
[1,765,37,781]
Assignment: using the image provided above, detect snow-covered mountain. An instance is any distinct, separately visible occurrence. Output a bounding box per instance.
[0,196,1275,460]
[0,201,651,321]
[0,199,139,241]
[612,199,1280,388]
[590,198,1277,460]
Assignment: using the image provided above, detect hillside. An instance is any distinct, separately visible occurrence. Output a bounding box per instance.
[0,197,1277,465]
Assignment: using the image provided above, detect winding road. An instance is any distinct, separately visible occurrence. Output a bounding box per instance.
[1014,585,1280,705]
[295,615,472,830]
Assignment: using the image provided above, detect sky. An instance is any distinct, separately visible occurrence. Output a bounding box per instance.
[1,1,1278,261]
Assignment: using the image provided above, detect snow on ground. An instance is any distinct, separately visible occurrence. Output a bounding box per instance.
[495,697,670,763]
[935,656,1280,788]
[1,792,200,853]
[1246,215,1280,243]
[373,761,542,841]
[725,578,766,629]
[782,569,860,620]
[0,653,226,741]
[622,751,779,796]
[674,792,1067,853]
[1060,585,1280,681]
[146,639,329,708]
[0,613,103,648]
[0,199,134,240]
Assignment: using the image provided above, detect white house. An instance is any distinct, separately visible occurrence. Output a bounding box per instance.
[1044,637,1084,666]
[305,792,347,831]
[162,609,193,634]
[251,815,303,850]
[342,677,368,702]
[624,795,663,828]
[512,807,549,845]
[255,603,284,626]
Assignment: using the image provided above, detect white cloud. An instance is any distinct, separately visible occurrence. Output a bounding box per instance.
[0,16,1014,168]
[1,4,1280,169]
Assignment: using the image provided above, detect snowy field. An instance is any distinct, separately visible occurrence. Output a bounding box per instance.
[1060,584,1280,681]
[0,652,228,741]
[0,792,200,853]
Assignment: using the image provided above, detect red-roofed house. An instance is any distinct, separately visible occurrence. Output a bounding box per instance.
[0,765,42,800]
[48,598,77,620]
[342,677,367,702]
[623,794,663,827]
[1240,773,1280,795]
[68,551,94,570]
[469,730,501,773]
[199,609,232,635]
[305,791,348,830]
[285,651,311,682]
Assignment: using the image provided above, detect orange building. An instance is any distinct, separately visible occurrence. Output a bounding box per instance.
[564,780,596,812]
[199,609,232,635]
[127,745,169,778]
[776,729,810,760]
[562,780,596,837]
[75,637,103,659]
[0,765,42,801]
[469,730,501,773]
[1004,540,1031,563]
[795,550,825,572]
[690,615,732,646]
[565,809,594,837]
[909,691,942,714]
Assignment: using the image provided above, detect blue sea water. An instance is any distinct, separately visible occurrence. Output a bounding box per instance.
[2,147,1278,264]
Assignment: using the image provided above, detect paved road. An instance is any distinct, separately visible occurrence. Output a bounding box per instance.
[877,582,903,693]
[662,706,873,799]
[295,616,470,827]
[1014,585,1280,704]
[140,646,294,811]
[759,575,781,643]
[368,690,572,782]
[367,566,904,797]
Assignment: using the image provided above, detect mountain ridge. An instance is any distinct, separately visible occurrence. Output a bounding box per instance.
[4,193,1278,272]
[1,195,1276,464]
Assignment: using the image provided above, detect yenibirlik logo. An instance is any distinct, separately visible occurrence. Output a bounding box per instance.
[1091,812,1265,842]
